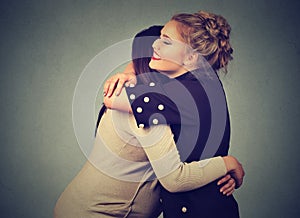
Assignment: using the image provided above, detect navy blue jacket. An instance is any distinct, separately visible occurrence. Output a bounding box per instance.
[125,71,239,218]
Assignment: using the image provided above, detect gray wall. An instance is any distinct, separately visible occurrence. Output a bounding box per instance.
[1,0,299,217]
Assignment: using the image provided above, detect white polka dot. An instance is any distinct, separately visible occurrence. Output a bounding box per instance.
[158,104,164,110]
[129,83,135,88]
[143,97,150,103]
[136,107,143,113]
[149,82,155,87]
[129,94,135,100]
[181,206,187,213]
[152,118,158,125]
[138,123,145,128]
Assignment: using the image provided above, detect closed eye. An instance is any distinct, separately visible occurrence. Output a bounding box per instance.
[160,37,172,45]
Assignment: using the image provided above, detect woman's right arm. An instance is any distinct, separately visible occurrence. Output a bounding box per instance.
[103,70,244,192]
[134,124,244,193]
[103,72,244,191]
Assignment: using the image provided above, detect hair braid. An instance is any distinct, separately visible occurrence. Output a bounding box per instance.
[171,11,233,73]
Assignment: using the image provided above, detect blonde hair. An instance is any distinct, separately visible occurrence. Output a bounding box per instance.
[171,11,233,73]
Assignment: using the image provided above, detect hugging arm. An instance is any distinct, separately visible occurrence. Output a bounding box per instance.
[103,87,244,193]
[103,72,244,193]
[131,123,244,192]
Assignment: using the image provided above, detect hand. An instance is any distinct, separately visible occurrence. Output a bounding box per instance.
[103,72,136,97]
[229,164,245,189]
[217,174,236,196]
[222,156,245,189]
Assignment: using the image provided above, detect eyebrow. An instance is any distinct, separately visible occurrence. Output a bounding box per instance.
[161,34,171,39]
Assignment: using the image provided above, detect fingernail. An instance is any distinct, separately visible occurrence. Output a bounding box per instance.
[125,82,129,87]
[103,92,106,96]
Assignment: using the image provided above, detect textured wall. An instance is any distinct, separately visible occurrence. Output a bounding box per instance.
[0,0,299,217]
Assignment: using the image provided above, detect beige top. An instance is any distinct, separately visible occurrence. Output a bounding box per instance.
[54,109,227,218]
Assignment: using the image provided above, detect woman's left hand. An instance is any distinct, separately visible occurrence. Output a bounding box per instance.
[217,174,236,196]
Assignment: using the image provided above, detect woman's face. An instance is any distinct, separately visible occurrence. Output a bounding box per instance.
[149,20,191,78]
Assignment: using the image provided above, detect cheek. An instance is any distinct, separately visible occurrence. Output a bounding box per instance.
[160,48,186,65]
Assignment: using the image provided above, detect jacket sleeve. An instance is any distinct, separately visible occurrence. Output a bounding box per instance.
[125,79,198,128]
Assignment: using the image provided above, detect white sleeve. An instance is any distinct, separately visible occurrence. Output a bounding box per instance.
[135,124,227,193]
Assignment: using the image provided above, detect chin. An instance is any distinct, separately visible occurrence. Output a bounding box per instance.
[149,60,182,73]
[149,60,158,70]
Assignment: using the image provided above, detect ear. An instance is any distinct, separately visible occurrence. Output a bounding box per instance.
[183,52,199,69]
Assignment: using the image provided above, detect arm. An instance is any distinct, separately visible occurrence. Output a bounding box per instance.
[102,67,242,192]
[104,87,243,193]
[134,124,244,192]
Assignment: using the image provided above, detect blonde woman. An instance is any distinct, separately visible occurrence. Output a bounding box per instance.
[104,11,241,217]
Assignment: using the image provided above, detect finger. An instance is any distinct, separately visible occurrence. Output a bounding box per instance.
[223,184,234,196]
[103,82,112,97]
[103,80,110,96]
[220,178,235,193]
[225,181,236,196]
[115,78,126,96]
[103,79,114,97]
[217,174,231,186]
[220,181,231,193]
[106,78,119,97]
[226,189,235,196]
[226,179,236,194]
[103,74,120,97]
[103,76,116,96]
[217,174,230,185]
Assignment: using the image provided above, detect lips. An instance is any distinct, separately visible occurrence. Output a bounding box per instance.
[151,51,161,60]
[151,56,161,61]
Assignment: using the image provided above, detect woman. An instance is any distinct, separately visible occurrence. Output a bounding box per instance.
[54,11,244,218]
[104,11,241,217]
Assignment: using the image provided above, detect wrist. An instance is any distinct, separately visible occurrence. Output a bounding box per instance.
[222,156,238,173]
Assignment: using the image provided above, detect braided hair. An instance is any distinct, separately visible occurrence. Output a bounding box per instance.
[171,11,233,73]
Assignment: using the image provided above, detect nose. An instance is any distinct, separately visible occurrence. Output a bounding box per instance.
[152,38,161,50]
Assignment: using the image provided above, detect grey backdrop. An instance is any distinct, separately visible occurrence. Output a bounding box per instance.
[1,0,300,217]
